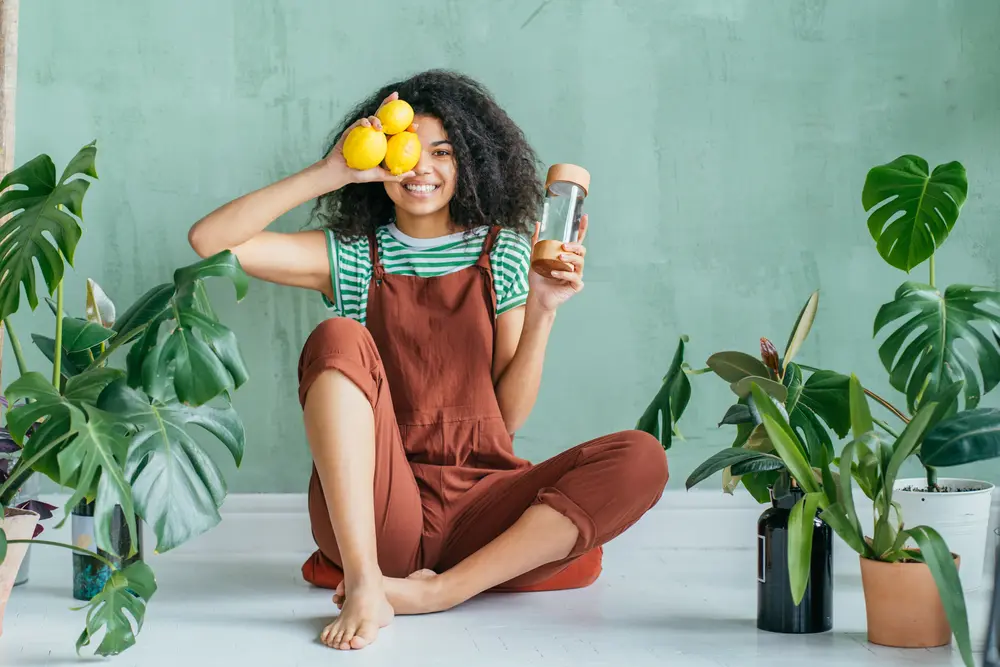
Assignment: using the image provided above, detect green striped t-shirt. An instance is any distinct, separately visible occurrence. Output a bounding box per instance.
[323,225,531,325]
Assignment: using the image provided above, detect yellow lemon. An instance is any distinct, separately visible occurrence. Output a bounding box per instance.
[342,125,387,171]
[384,131,421,176]
[377,100,415,135]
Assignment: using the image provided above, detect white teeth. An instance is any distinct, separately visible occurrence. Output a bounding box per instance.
[405,184,437,193]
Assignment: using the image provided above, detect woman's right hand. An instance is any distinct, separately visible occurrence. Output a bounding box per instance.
[320,92,417,187]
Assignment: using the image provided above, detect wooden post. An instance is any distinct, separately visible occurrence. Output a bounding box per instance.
[0,0,17,387]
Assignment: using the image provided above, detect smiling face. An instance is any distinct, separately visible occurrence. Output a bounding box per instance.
[383,115,457,221]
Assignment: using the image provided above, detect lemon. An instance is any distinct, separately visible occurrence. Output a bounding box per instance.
[384,131,421,176]
[377,100,415,135]
[342,126,387,171]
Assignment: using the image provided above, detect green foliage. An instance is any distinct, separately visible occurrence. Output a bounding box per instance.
[921,408,1000,467]
[874,283,1000,413]
[74,561,157,657]
[98,381,245,552]
[0,142,249,656]
[683,291,850,497]
[862,155,968,273]
[767,375,972,667]
[636,336,691,450]
[0,143,96,320]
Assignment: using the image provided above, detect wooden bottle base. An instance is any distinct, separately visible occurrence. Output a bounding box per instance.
[530,240,573,279]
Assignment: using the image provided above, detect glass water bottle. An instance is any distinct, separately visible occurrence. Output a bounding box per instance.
[531,163,590,278]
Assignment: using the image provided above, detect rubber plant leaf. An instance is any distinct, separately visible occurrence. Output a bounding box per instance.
[684,449,783,490]
[782,290,819,371]
[707,351,771,383]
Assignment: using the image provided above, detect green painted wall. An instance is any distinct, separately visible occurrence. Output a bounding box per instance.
[8,0,1000,494]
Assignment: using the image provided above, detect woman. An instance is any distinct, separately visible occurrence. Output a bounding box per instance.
[189,70,668,651]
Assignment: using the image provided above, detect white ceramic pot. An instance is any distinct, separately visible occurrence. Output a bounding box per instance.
[893,478,994,591]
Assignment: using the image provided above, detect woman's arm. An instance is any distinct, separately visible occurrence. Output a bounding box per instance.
[188,162,345,297]
[493,297,555,433]
[492,217,588,433]
[187,93,414,300]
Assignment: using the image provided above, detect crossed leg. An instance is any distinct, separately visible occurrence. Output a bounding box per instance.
[302,319,669,650]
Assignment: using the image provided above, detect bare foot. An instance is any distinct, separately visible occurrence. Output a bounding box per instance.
[335,569,447,615]
[321,578,394,650]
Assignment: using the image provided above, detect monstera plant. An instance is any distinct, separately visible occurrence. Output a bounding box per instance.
[0,141,250,656]
[861,155,1000,490]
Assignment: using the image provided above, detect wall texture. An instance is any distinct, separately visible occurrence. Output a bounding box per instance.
[8,0,1000,493]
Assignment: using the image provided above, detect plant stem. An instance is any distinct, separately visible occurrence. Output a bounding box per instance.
[88,325,146,369]
[2,318,29,377]
[926,465,939,491]
[863,388,910,424]
[684,367,713,376]
[52,281,65,386]
[6,539,118,570]
[929,256,936,289]
[873,417,900,439]
[0,431,74,505]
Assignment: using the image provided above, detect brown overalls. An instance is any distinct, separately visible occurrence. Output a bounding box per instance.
[298,226,668,592]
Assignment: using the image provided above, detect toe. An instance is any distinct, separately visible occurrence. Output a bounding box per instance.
[352,620,379,649]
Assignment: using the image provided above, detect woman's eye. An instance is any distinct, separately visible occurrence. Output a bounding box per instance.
[434,150,451,157]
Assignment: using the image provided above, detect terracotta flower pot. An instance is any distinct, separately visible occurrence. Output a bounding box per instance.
[859,554,959,648]
[0,507,40,637]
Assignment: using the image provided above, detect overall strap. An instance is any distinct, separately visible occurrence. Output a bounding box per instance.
[476,226,502,269]
[367,231,386,282]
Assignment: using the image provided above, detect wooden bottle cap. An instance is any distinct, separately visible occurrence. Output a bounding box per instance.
[545,164,590,196]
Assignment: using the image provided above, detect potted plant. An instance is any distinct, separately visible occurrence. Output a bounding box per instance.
[0,406,56,586]
[642,291,852,634]
[860,154,1000,590]
[0,141,251,655]
[754,377,973,666]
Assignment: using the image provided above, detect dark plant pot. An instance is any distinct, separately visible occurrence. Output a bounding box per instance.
[757,486,833,634]
[71,500,143,601]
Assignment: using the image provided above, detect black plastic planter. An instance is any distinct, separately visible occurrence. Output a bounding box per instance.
[757,486,833,633]
[71,500,143,601]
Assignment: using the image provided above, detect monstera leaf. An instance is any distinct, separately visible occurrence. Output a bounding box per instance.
[75,561,157,657]
[0,142,97,320]
[875,282,1000,412]
[124,253,249,406]
[98,380,245,552]
[862,155,968,272]
[57,406,136,557]
[637,336,692,450]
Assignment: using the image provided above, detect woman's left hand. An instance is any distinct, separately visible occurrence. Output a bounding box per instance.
[528,214,588,313]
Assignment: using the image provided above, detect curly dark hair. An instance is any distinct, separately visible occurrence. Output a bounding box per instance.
[312,70,542,241]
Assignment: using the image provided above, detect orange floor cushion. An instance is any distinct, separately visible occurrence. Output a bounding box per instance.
[301,546,603,593]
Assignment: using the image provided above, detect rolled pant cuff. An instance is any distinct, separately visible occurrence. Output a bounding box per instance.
[533,487,598,556]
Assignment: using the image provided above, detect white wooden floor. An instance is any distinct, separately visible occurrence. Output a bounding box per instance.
[1,496,993,667]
